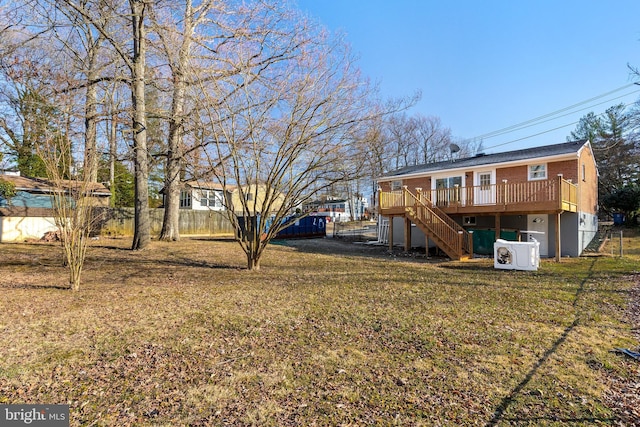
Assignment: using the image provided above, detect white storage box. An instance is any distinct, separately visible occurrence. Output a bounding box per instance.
[494,239,540,271]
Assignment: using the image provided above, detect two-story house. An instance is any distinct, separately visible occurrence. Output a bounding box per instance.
[377,140,598,261]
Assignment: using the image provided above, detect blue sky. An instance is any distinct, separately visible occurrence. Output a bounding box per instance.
[296,1,640,152]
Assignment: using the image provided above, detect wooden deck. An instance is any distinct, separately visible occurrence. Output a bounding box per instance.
[379,176,578,216]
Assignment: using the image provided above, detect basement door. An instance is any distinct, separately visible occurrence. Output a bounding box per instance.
[527,214,548,257]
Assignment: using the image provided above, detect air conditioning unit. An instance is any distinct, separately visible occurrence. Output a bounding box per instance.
[494,239,540,271]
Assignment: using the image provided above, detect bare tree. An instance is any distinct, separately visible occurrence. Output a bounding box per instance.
[193,6,376,270]
[16,50,100,291]
[37,1,111,183]
[0,39,65,177]
[38,112,99,292]
[61,0,151,250]
[386,112,417,169]
[149,0,215,241]
[413,114,452,164]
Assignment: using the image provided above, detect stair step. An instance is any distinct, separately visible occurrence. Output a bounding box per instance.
[403,199,472,262]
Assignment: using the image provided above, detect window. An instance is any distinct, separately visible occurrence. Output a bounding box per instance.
[463,216,476,226]
[245,193,254,202]
[528,164,547,180]
[479,172,491,189]
[200,190,222,208]
[435,176,462,205]
[582,163,586,181]
[391,180,402,191]
[179,190,191,208]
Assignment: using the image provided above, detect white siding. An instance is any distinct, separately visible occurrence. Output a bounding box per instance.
[0,217,58,242]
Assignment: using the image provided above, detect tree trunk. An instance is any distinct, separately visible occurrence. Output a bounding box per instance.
[84,68,99,182]
[109,109,117,207]
[159,170,181,240]
[131,0,150,250]
[159,0,196,242]
[247,252,261,271]
[159,66,186,241]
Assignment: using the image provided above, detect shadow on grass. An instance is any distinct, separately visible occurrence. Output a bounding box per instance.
[187,236,236,242]
[156,258,243,270]
[85,255,243,271]
[0,283,70,290]
[485,258,602,426]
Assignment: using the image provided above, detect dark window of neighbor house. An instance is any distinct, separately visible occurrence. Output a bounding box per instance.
[582,163,586,181]
[180,190,192,208]
[528,164,547,180]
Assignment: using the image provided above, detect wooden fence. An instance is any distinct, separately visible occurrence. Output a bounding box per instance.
[97,208,235,237]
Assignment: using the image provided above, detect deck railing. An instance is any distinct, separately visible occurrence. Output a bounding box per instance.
[381,177,577,212]
[403,188,472,258]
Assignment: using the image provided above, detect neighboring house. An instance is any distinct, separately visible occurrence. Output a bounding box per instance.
[175,180,285,216]
[305,196,369,222]
[377,140,598,261]
[0,172,111,242]
[175,181,230,211]
[227,183,286,216]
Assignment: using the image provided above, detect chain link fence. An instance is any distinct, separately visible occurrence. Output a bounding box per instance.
[330,220,378,241]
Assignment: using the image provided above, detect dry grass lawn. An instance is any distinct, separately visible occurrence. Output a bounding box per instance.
[0,233,639,426]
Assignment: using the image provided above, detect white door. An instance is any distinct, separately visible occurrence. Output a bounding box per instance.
[527,214,548,257]
[474,171,495,205]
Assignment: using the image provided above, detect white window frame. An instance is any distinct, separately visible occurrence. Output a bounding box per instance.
[200,190,223,208]
[179,190,192,208]
[479,172,492,189]
[432,175,464,206]
[528,163,547,181]
[473,170,496,205]
[391,180,402,191]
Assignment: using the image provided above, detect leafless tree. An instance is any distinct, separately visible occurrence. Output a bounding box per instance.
[37,112,99,292]
[46,3,109,183]
[413,114,452,164]
[149,0,215,241]
[61,0,151,250]
[193,6,377,270]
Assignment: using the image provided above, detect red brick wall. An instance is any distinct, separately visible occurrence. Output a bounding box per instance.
[496,165,527,182]
[549,160,578,182]
[403,177,431,192]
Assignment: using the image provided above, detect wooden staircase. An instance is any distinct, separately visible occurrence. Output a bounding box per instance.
[403,189,473,261]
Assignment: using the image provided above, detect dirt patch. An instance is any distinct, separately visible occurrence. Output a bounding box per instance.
[279,235,450,261]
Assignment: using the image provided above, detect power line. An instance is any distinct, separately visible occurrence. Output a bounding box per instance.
[484,99,636,151]
[471,83,637,141]
[482,89,640,142]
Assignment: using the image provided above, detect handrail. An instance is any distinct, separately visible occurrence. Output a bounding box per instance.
[381,178,579,212]
[560,178,578,211]
[404,188,472,258]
